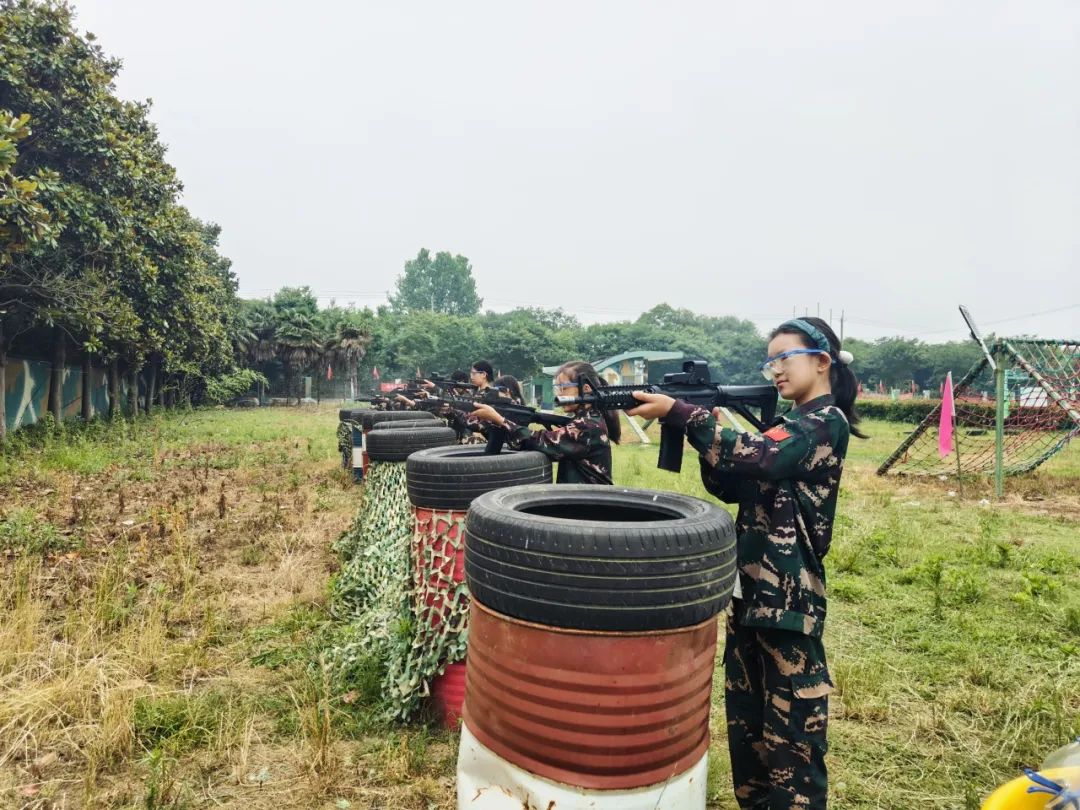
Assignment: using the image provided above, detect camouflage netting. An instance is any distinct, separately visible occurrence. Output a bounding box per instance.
[330,461,413,706]
[383,508,469,718]
[330,464,469,720]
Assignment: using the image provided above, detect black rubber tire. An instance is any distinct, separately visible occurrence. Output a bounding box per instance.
[366,425,458,462]
[405,447,552,510]
[464,484,737,631]
[361,410,437,432]
[339,408,368,421]
[369,419,443,433]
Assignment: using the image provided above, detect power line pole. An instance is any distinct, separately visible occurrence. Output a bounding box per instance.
[840,310,845,343]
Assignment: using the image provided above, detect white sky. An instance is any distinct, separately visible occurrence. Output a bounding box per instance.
[71,1,1080,341]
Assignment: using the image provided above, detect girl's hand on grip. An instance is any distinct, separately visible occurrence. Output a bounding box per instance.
[470,403,505,426]
[626,391,676,420]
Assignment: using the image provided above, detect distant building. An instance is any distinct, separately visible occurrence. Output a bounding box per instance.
[529,351,685,408]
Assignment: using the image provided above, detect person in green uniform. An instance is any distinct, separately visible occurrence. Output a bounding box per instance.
[470,360,495,393]
[628,317,866,809]
[470,360,620,484]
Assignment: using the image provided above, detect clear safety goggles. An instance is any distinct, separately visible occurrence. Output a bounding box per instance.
[760,349,828,381]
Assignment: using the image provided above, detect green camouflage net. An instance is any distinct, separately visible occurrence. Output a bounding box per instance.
[330,461,413,683]
[383,509,469,719]
[330,464,469,720]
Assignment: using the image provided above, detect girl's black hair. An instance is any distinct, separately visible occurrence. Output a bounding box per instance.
[493,374,524,404]
[450,369,469,383]
[556,360,621,444]
[770,317,868,439]
[471,360,494,383]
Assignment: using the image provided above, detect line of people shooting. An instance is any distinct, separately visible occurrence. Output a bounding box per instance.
[353,317,866,807]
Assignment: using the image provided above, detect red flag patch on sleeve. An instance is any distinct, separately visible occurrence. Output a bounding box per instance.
[763,426,792,442]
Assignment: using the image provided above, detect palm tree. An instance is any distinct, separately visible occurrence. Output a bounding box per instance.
[276,313,322,404]
[325,323,371,400]
[234,300,278,402]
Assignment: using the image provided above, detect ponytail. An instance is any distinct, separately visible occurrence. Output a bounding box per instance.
[770,317,868,439]
[493,374,525,405]
[556,360,622,444]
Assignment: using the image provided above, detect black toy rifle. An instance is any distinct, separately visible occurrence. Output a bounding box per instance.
[412,393,571,454]
[556,360,778,472]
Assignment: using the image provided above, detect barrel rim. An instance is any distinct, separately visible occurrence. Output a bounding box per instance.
[473,598,718,639]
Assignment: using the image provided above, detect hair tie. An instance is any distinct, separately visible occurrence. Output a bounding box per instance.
[838,350,854,366]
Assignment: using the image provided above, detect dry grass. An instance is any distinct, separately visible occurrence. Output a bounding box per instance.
[0,408,456,809]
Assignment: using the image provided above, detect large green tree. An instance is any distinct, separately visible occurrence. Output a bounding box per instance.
[1,1,242,427]
[389,248,482,316]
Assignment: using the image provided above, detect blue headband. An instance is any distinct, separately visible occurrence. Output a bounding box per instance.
[780,319,834,356]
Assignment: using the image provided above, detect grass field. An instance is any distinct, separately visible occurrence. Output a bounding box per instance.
[0,407,1077,809]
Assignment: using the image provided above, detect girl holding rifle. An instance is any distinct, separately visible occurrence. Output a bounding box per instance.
[627,317,864,810]
[470,360,620,484]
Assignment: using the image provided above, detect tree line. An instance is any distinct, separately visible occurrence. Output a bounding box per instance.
[235,271,986,405]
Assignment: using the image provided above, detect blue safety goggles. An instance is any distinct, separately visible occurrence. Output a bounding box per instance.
[760,348,828,381]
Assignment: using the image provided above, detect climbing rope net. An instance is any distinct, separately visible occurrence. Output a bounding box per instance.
[878,339,1080,478]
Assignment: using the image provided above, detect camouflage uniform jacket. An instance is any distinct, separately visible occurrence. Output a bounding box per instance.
[663,394,849,638]
[503,409,613,485]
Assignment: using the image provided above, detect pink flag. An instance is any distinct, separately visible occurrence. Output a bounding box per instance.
[939,371,955,458]
[372,366,380,379]
[326,364,333,381]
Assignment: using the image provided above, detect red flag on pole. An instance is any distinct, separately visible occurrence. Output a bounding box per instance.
[326,364,333,381]
[939,371,955,458]
[372,366,380,380]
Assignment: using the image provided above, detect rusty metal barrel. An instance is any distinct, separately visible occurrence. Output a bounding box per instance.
[463,600,717,789]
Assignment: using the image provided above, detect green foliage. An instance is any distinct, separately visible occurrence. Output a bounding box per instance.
[0,110,58,264]
[389,248,482,316]
[0,507,78,554]
[0,0,244,422]
[132,692,225,754]
[202,368,268,405]
[845,336,986,390]
[856,399,941,423]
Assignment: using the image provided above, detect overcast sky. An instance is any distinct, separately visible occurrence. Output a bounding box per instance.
[71,1,1079,342]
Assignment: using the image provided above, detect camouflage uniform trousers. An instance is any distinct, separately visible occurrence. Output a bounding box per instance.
[724,611,833,809]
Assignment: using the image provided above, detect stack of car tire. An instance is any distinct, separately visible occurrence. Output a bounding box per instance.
[457,484,739,810]
[358,410,440,479]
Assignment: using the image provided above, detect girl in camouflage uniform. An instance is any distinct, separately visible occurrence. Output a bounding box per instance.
[629,317,865,810]
[471,361,621,484]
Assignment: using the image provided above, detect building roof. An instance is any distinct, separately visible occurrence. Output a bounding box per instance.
[540,350,684,377]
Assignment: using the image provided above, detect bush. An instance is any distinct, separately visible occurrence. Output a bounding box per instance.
[202,368,267,405]
[856,398,1073,428]
[856,400,941,423]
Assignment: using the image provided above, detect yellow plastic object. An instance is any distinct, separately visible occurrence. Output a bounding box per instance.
[981,768,1080,810]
